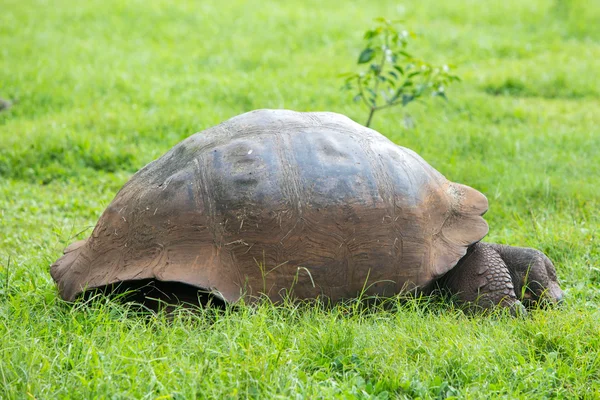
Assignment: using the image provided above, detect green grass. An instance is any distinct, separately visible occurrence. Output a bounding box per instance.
[1,0,599,398]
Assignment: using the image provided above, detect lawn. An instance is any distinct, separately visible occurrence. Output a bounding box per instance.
[1,0,600,398]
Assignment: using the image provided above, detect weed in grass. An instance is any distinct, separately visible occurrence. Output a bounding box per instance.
[341,18,459,127]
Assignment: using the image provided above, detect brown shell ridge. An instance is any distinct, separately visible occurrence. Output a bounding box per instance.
[431,182,489,278]
[50,239,228,302]
[50,239,92,301]
[275,130,304,217]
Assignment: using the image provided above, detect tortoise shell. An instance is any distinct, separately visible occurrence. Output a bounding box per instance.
[51,109,489,303]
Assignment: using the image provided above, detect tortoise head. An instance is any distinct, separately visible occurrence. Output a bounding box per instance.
[518,252,564,308]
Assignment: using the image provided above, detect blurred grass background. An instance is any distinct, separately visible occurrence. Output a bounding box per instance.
[1,0,599,398]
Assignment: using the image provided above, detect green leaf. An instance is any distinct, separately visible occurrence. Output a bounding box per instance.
[402,94,414,106]
[390,88,402,102]
[363,29,381,40]
[358,48,376,64]
[434,91,448,100]
[393,65,404,75]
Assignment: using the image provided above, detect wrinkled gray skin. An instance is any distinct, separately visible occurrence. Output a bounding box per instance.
[438,241,564,314]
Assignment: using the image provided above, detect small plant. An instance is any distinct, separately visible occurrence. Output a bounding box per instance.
[341,18,460,127]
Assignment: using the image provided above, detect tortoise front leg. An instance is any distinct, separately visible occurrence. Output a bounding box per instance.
[437,242,525,314]
[487,243,564,307]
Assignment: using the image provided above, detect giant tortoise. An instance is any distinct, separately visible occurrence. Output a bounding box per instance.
[51,109,564,312]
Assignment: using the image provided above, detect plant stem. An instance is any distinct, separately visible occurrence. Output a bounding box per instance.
[367,102,405,126]
[366,108,376,127]
[365,34,389,127]
[357,79,372,111]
